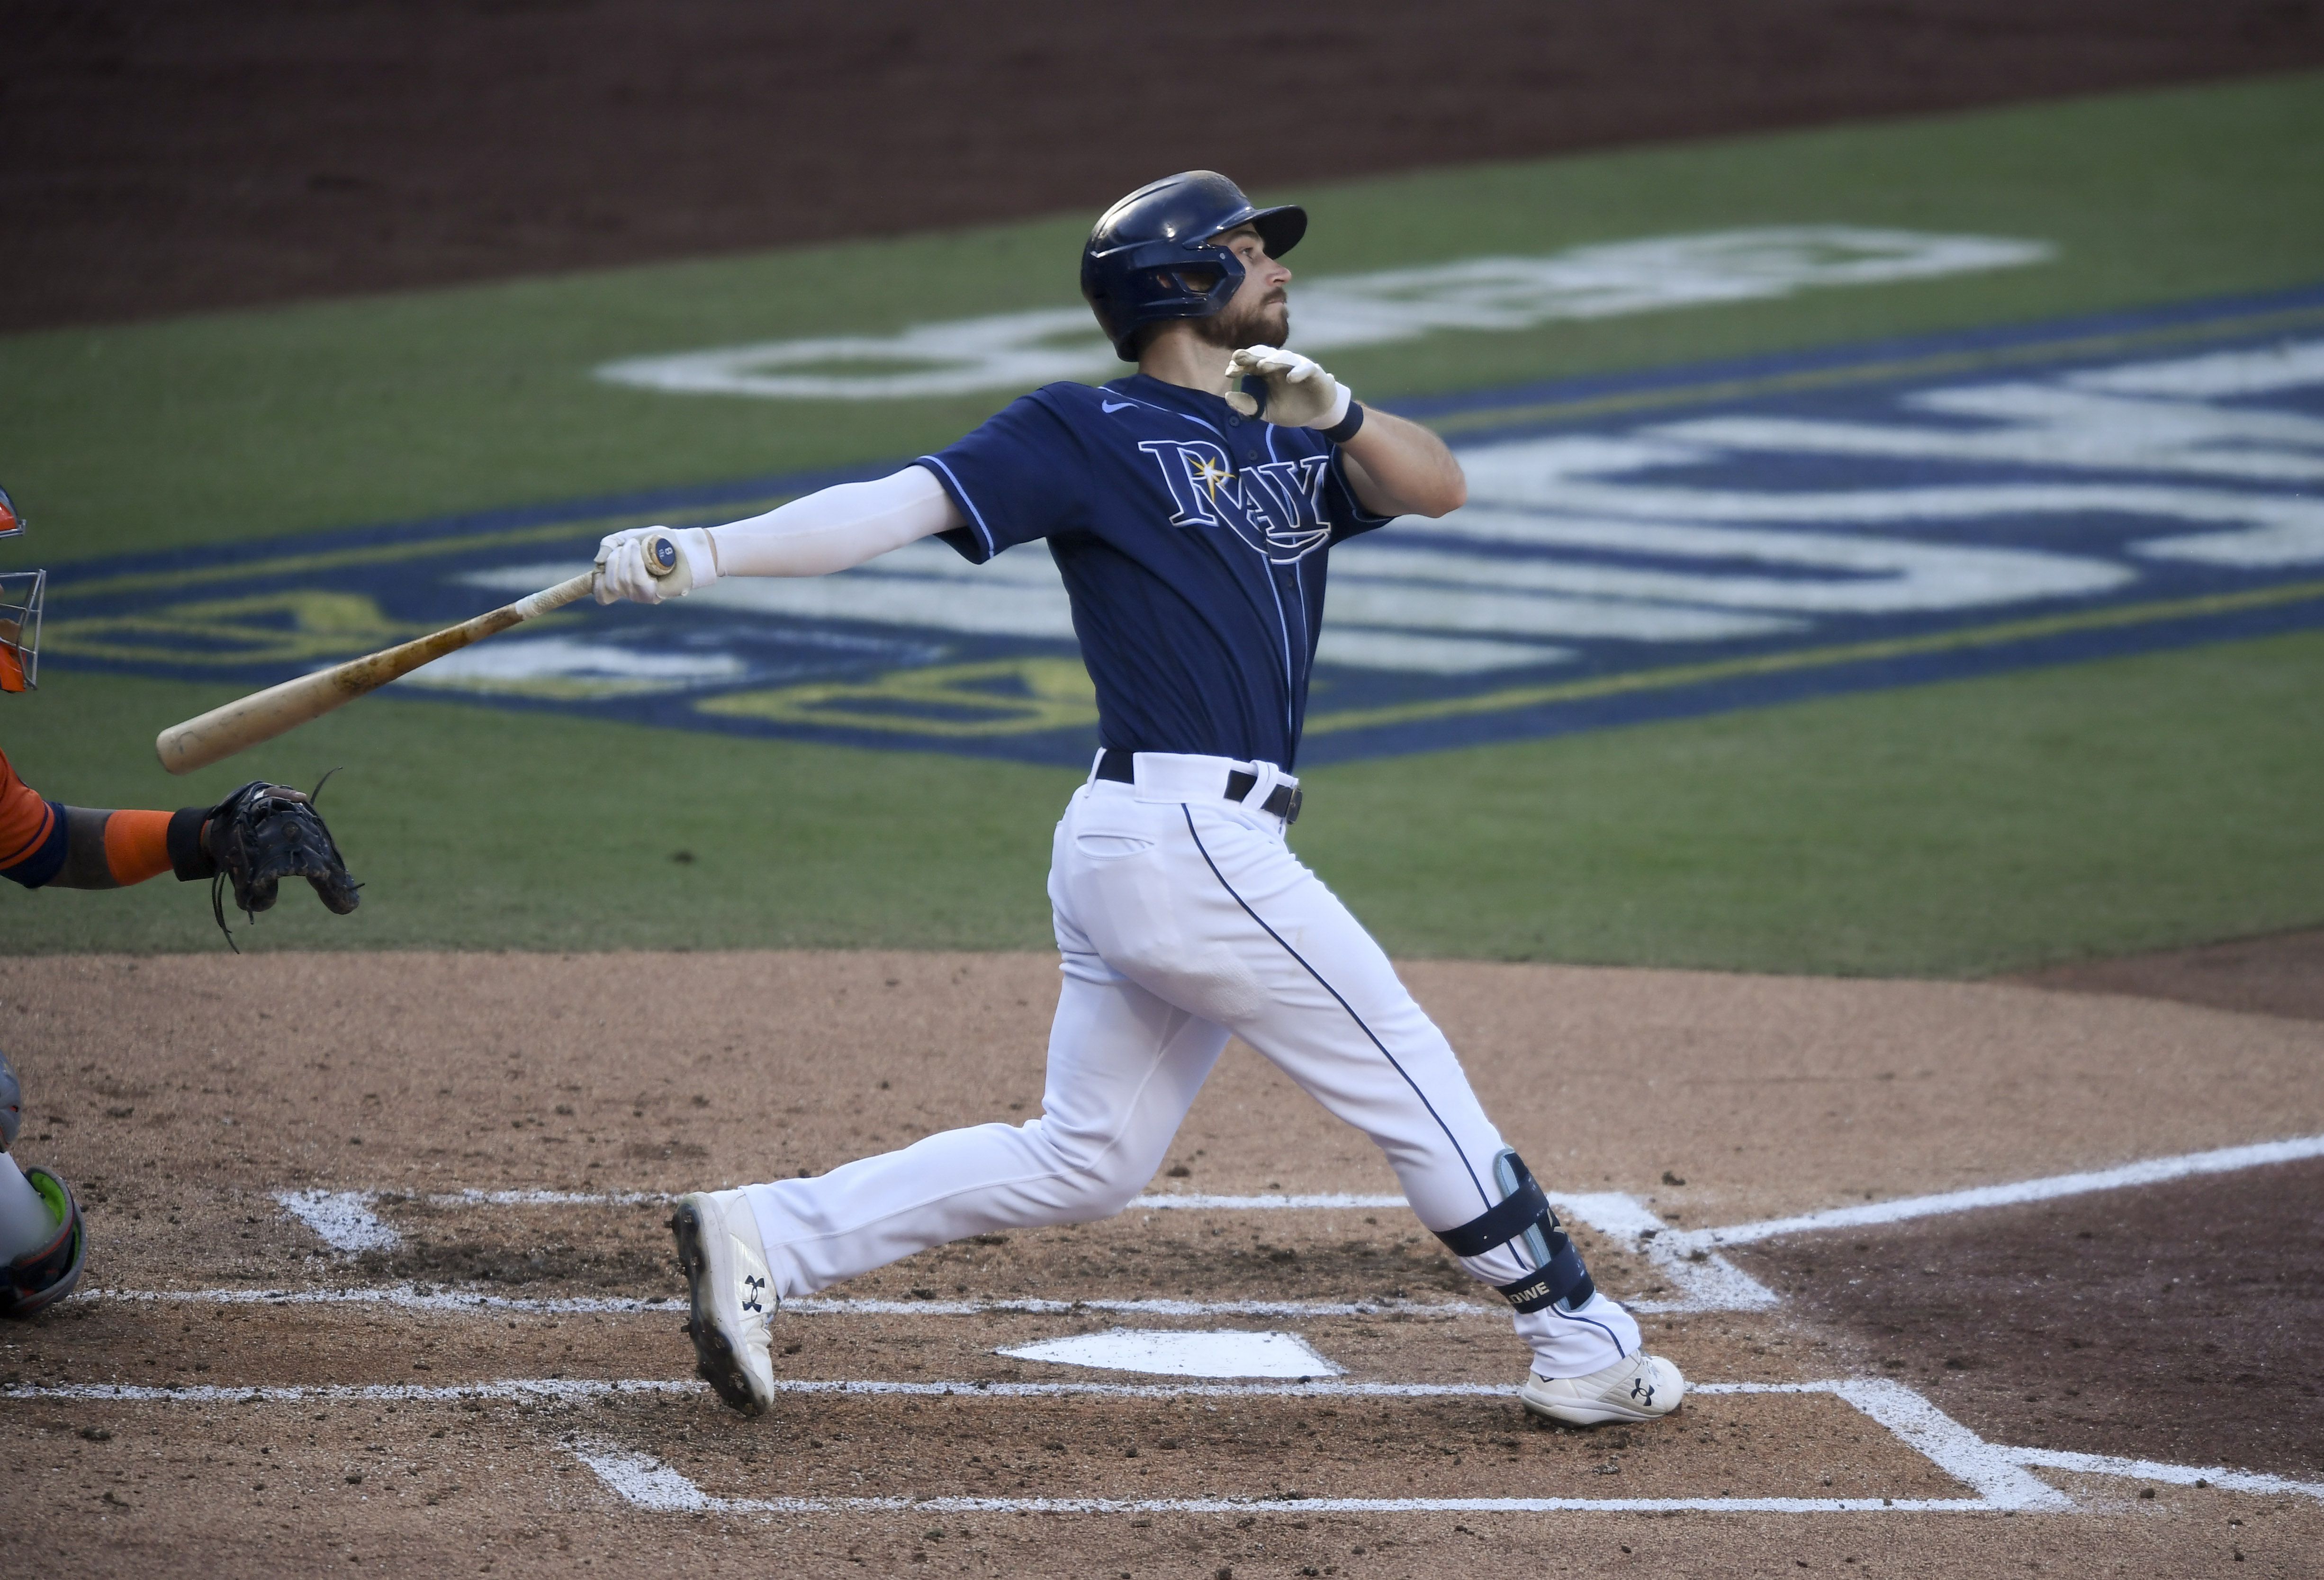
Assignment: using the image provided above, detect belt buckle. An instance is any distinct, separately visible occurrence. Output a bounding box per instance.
[1282,785,1302,826]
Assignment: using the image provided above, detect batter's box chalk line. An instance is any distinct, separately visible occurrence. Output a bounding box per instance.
[559,1378,2322,1517]
[268,1133,2324,1316]
[269,1188,1409,1256]
[9,1373,2315,1514]
[79,1284,1497,1321]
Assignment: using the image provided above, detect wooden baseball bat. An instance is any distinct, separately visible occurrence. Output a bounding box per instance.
[154,529,679,775]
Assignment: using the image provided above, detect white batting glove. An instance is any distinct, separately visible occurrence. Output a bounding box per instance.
[1224,346,1353,430]
[593,527,718,605]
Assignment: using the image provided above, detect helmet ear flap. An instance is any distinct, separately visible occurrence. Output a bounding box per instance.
[1095,242,1246,360]
[1158,264,1223,296]
[1155,247,1246,314]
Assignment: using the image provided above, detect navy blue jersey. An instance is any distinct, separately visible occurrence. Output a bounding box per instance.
[917,374,1392,769]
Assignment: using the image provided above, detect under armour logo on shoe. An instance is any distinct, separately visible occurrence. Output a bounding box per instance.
[1630,1377,1656,1407]
[740,1273,767,1314]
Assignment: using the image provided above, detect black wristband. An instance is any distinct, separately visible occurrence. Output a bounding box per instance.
[1321,401,1365,445]
[166,806,216,881]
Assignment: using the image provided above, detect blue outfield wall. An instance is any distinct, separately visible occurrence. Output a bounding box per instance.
[39,282,2324,768]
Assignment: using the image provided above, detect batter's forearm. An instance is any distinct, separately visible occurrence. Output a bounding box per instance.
[593,467,964,604]
[704,466,964,578]
[1340,410,1466,519]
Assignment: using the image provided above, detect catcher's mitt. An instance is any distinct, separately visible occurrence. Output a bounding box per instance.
[200,775,361,950]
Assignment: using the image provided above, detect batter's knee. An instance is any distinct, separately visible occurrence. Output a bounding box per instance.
[1028,1125,1157,1224]
[1049,1158,1148,1223]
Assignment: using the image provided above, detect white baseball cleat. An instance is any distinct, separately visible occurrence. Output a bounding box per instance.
[670,1189,777,1417]
[1519,1351,1686,1427]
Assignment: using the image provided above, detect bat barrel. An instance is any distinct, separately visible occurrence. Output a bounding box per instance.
[154,570,599,775]
[156,666,360,774]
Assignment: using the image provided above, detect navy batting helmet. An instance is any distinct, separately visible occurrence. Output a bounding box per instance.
[1081,171,1307,361]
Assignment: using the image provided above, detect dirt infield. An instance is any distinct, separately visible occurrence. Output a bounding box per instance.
[2013,928,2324,1023]
[4,951,2321,1575]
[9,1,2324,331]
[1740,1158,2324,1477]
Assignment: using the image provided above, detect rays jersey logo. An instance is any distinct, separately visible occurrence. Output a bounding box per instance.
[1138,440,1333,565]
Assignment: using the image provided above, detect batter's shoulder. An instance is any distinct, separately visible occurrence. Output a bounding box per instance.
[951,385,1094,453]
[1000,382,1127,440]
[1030,381,1117,413]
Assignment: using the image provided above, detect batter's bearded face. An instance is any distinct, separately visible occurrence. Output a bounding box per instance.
[1194,226,1291,350]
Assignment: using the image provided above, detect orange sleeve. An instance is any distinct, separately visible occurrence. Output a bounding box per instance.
[0,748,57,871]
[102,808,178,887]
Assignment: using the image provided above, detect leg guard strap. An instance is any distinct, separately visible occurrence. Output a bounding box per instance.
[1495,1239,1595,1315]
[2,1167,86,1318]
[1433,1152,1596,1316]
[1435,1154,1552,1258]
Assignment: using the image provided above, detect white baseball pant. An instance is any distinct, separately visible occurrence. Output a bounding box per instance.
[740,751,1641,1377]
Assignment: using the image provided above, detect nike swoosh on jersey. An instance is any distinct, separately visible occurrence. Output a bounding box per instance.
[1101,400,1137,413]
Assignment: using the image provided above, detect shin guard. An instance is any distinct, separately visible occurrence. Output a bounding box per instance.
[1433,1151,1594,1315]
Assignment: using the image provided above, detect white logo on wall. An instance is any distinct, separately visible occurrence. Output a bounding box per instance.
[458,338,2324,685]
[594,227,2053,402]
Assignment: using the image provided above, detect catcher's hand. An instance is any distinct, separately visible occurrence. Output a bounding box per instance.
[1224,346,1354,430]
[202,777,360,949]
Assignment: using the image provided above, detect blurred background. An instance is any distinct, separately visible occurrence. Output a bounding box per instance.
[1,1,2320,978]
[9,0,2324,330]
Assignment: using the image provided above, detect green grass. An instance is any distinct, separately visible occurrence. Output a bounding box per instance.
[4,631,2317,974]
[1306,632,2324,977]
[0,670,1080,956]
[3,74,2321,564]
[2,74,2321,971]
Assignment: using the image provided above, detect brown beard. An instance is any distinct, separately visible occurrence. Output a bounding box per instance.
[1193,290,1289,350]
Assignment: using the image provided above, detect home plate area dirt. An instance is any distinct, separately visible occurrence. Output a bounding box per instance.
[4,951,2321,1577]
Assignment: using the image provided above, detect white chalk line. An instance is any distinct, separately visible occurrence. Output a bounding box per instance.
[2,1378,1502,1405]
[410,1189,1400,1212]
[565,1377,2324,1517]
[1622,1133,2324,1312]
[266,1132,2324,1317]
[77,1284,1492,1321]
[2010,1447,2320,1503]
[10,1371,2315,1512]
[272,1188,1413,1256]
[0,1377,702,1405]
[1669,1134,2324,1252]
[79,1284,687,1317]
[275,1189,402,1254]
[428,1188,670,1208]
[1133,1193,1409,1212]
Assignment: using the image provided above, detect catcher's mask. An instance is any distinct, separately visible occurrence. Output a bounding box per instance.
[0,486,38,694]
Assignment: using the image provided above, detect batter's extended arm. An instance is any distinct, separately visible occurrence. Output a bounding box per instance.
[595,467,964,604]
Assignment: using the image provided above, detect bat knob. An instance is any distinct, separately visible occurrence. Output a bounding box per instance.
[640,530,680,579]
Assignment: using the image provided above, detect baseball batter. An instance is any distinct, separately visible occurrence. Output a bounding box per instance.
[0,486,363,1317]
[595,172,1684,1428]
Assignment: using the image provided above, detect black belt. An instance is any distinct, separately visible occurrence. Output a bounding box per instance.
[1094,749,1302,825]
